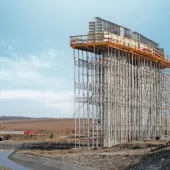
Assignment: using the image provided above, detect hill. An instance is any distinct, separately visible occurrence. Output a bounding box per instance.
[0,116,32,121]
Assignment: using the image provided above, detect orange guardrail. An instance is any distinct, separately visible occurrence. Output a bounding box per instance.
[70,33,170,68]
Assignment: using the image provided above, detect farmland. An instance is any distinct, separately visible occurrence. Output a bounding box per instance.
[0,118,75,135]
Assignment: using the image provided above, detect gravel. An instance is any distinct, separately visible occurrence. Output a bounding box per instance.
[17,141,170,170]
[54,153,142,170]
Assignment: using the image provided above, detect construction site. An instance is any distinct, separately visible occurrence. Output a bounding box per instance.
[2,17,170,170]
[70,17,170,148]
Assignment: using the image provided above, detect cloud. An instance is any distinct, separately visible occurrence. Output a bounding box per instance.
[47,49,57,58]
[0,44,56,80]
[0,89,73,110]
[0,42,73,117]
[0,43,72,91]
[31,55,51,68]
[0,58,40,80]
[8,45,14,50]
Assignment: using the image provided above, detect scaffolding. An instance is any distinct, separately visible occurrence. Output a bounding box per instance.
[71,25,170,148]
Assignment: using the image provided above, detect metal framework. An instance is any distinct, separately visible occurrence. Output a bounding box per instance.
[71,32,170,148]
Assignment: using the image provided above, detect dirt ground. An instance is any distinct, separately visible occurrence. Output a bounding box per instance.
[0,118,75,135]
[2,118,170,169]
[18,139,170,170]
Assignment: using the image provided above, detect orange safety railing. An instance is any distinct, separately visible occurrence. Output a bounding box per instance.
[70,32,170,67]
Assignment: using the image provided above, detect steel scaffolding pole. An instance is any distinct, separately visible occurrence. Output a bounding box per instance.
[73,44,170,148]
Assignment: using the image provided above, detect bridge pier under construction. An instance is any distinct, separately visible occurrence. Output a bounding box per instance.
[71,17,170,148]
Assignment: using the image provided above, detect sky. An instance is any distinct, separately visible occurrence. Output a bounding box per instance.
[0,0,170,118]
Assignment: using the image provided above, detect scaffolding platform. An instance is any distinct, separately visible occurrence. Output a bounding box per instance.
[70,32,170,68]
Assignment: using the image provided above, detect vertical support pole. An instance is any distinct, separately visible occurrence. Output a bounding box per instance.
[108,47,111,146]
[139,56,142,140]
[110,48,114,146]
[100,48,104,147]
[91,49,94,148]
[78,50,81,148]
[124,51,127,143]
[96,47,99,148]
[160,64,162,136]
[118,50,121,144]
[107,47,111,147]
[149,59,152,140]
[153,61,156,138]
[140,57,143,140]
[156,61,159,137]
[131,53,134,141]
[74,48,76,148]
[114,49,117,145]
[120,50,123,143]
[81,50,84,147]
[146,58,148,139]
[138,56,140,140]
[86,50,90,149]
[127,52,130,142]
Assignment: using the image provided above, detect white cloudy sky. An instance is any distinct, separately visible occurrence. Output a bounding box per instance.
[0,0,170,117]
